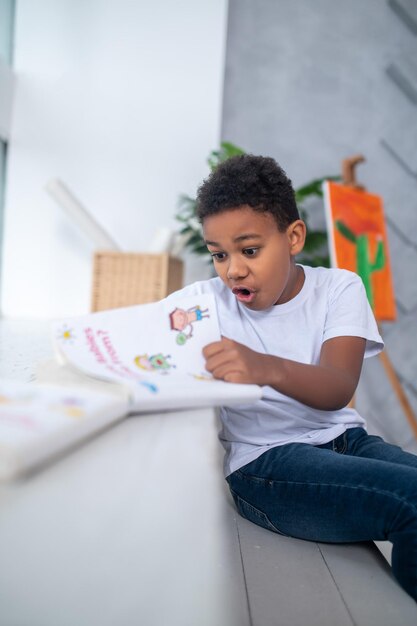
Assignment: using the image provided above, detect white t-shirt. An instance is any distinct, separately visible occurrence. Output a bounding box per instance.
[166,265,383,476]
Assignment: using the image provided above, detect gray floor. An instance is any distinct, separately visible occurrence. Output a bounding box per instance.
[1,318,417,625]
[235,515,417,626]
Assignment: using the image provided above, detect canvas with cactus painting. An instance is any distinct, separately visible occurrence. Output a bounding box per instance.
[323,181,396,321]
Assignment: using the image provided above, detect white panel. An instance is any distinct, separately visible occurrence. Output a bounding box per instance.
[1,0,227,317]
[0,58,14,140]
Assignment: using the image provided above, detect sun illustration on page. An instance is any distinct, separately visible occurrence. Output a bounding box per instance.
[169,305,210,345]
[57,325,76,344]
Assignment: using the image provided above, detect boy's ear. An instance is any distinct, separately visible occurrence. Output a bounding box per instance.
[287,220,306,256]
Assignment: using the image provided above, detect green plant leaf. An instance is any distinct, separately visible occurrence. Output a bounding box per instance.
[207,141,246,170]
[186,232,204,246]
[297,253,330,268]
[179,226,193,235]
[303,231,328,252]
[295,175,341,201]
[191,243,210,255]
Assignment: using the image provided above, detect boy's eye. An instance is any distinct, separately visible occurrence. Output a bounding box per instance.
[210,252,227,261]
[243,247,259,257]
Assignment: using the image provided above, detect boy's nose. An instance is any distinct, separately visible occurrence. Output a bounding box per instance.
[226,257,248,280]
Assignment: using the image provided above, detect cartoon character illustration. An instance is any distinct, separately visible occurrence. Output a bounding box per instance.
[134,353,175,373]
[169,306,210,345]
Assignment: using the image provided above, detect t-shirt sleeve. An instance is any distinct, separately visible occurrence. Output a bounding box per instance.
[322,270,384,358]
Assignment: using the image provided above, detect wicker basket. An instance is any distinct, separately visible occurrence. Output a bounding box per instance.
[91,251,184,312]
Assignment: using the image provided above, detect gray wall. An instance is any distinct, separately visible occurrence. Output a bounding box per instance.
[222,0,417,449]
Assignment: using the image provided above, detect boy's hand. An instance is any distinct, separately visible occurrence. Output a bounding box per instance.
[203,336,268,385]
[203,334,366,409]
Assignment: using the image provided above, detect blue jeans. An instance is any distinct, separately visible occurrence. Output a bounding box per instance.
[226,427,417,601]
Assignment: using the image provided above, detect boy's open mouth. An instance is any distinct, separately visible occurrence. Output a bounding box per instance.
[232,287,256,303]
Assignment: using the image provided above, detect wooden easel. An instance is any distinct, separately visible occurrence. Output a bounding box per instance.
[342,155,417,439]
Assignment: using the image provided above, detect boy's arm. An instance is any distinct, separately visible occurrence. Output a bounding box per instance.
[203,336,366,411]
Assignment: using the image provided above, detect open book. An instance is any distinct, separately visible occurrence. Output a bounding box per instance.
[0,293,261,480]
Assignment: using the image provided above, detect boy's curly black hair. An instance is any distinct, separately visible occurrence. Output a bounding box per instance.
[196,154,300,232]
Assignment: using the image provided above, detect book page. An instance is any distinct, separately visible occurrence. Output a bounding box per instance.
[0,380,128,480]
[53,293,218,383]
[52,294,262,409]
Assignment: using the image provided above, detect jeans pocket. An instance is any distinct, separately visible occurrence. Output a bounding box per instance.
[230,489,288,536]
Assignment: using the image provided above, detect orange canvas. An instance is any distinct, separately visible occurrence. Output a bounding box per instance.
[323,181,396,321]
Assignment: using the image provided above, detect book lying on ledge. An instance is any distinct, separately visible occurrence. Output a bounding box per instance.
[0,293,261,481]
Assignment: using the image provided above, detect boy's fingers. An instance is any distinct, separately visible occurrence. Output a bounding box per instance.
[205,351,233,372]
[202,341,224,359]
[203,336,234,358]
[211,363,244,381]
[206,349,246,377]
